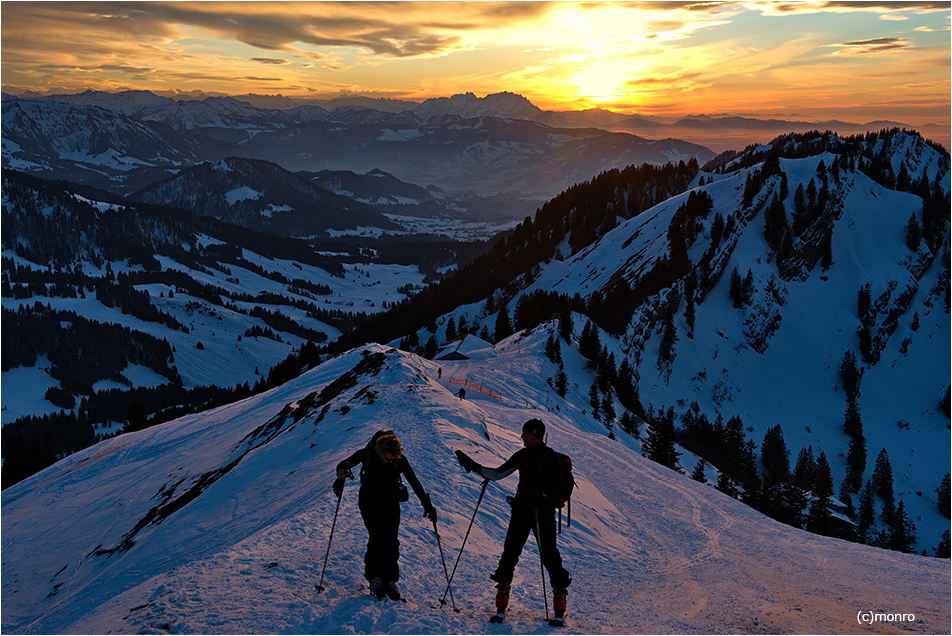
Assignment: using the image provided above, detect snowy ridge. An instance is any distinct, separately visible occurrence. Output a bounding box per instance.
[1,333,948,634]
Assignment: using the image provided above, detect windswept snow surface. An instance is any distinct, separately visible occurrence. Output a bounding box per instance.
[2,333,948,634]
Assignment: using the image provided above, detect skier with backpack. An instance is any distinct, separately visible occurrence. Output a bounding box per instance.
[334,430,438,600]
[454,418,573,625]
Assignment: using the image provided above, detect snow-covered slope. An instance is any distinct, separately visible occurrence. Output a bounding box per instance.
[398,130,950,555]
[0,170,429,428]
[535,142,950,550]
[1,335,948,634]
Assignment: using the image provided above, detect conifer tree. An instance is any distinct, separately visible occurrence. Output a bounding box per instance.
[761,424,790,486]
[658,312,678,366]
[937,473,950,518]
[844,433,867,494]
[905,213,922,251]
[806,452,834,536]
[618,411,641,438]
[717,469,739,499]
[741,462,763,511]
[935,530,950,558]
[494,307,512,343]
[643,407,680,470]
[858,480,876,545]
[843,394,862,438]
[601,390,616,426]
[554,361,568,397]
[579,320,600,364]
[483,291,497,316]
[692,458,708,483]
[879,499,896,545]
[742,269,755,306]
[616,358,635,409]
[887,500,916,553]
[839,350,861,399]
[721,415,751,484]
[759,425,792,523]
[791,446,816,528]
[544,330,562,363]
[558,311,573,343]
[792,446,816,490]
[597,346,612,392]
[763,194,788,253]
[729,268,743,309]
[711,212,725,248]
[589,381,600,421]
[685,291,696,337]
[872,449,894,504]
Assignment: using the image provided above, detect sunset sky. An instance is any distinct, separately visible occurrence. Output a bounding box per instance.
[2,1,949,125]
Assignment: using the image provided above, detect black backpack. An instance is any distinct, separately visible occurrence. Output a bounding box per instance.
[545,448,576,532]
[362,430,409,501]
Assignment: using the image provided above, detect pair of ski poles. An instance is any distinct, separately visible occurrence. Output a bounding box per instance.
[315,484,463,612]
[317,477,549,619]
[440,479,551,621]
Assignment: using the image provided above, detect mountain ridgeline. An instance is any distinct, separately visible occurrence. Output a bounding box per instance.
[1,93,714,201]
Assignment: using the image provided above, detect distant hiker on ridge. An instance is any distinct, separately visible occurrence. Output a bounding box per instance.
[455,419,572,625]
[334,430,438,600]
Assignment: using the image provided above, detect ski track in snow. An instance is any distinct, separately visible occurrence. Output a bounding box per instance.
[3,337,948,635]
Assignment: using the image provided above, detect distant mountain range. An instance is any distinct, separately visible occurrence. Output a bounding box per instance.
[1,91,715,205]
[9,89,940,228]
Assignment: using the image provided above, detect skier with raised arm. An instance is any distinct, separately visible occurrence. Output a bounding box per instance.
[455,418,572,625]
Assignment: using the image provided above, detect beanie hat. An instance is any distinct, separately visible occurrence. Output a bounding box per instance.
[523,418,546,441]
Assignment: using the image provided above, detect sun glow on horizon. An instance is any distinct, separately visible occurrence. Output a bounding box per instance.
[571,62,637,104]
[1,1,948,125]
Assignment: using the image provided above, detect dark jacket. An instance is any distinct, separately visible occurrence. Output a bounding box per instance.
[337,446,427,505]
[475,444,563,509]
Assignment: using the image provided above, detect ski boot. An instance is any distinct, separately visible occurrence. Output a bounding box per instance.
[369,577,386,599]
[383,580,401,601]
[489,580,511,623]
[550,587,568,627]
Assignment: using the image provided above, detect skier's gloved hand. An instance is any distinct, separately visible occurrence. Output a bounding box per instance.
[455,450,479,474]
[422,493,438,524]
[333,478,345,498]
[337,467,353,480]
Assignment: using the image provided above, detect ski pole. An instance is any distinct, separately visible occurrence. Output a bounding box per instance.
[440,478,489,607]
[432,520,459,612]
[315,490,343,593]
[534,510,550,621]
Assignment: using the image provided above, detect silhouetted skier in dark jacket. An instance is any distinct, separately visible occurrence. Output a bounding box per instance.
[455,418,571,622]
[335,430,437,600]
